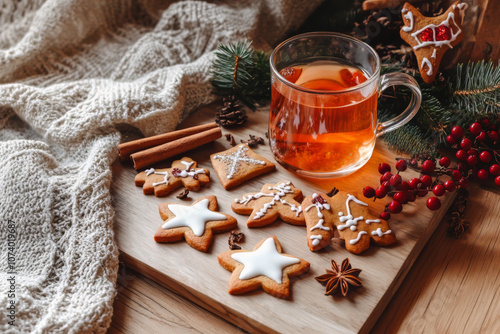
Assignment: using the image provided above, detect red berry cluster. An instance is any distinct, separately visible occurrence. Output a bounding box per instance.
[362,157,467,220]
[445,118,500,187]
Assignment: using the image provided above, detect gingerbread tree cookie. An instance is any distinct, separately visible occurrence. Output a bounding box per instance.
[231,181,305,227]
[217,236,310,299]
[304,192,396,254]
[400,1,467,84]
[155,195,237,252]
[135,157,210,197]
[210,144,275,190]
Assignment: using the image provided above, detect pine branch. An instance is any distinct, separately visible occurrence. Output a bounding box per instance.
[451,61,500,115]
[211,41,270,110]
[381,123,436,158]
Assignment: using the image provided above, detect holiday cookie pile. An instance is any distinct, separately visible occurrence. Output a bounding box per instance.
[119,123,403,300]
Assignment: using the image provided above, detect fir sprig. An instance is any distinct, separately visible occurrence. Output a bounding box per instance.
[211,40,270,109]
[383,124,434,157]
[451,61,500,115]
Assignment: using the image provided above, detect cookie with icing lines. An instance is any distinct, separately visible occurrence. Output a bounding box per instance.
[135,157,209,197]
[217,236,310,299]
[400,1,467,84]
[155,195,237,252]
[304,192,396,254]
[231,181,305,227]
[210,144,275,190]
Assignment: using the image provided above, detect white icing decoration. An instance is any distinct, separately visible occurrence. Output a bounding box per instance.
[304,193,331,218]
[371,228,392,237]
[234,181,302,220]
[402,10,414,32]
[310,235,323,246]
[305,193,331,231]
[431,49,437,58]
[349,231,368,245]
[310,219,330,231]
[455,3,468,23]
[145,168,170,187]
[146,160,205,187]
[280,199,302,217]
[213,145,266,179]
[365,219,381,225]
[421,57,433,76]
[231,238,300,284]
[162,198,227,237]
[411,10,466,50]
[337,194,367,231]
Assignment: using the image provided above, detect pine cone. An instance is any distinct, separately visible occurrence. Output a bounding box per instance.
[215,96,247,128]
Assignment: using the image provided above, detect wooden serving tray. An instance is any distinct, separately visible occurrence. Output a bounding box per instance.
[111,105,455,333]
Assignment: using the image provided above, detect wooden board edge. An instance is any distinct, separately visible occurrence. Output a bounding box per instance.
[119,252,280,334]
[359,191,457,334]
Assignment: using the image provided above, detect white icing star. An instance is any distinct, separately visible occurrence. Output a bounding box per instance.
[231,238,300,284]
[162,199,227,237]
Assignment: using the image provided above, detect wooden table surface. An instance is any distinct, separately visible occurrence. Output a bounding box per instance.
[108,106,500,333]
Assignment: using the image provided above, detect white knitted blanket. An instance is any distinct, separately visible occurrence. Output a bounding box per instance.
[0,1,322,332]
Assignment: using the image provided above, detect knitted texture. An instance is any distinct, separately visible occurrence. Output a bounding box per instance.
[0,0,323,333]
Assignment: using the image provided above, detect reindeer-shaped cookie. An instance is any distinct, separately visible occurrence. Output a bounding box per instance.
[304,191,396,254]
[135,157,210,197]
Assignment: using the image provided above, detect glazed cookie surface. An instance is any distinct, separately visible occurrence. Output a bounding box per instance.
[218,236,310,299]
[210,144,275,189]
[155,195,237,252]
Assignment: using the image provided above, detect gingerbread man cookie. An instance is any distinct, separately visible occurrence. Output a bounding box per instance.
[217,236,310,299]
[211,144,275,190]
[155,195,237,252]
[304,192,396,254]
[400,1,467,84]
[135,157,210,197]
[231,181,305,227]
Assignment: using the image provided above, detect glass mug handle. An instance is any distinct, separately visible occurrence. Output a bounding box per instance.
[376,72,422,137]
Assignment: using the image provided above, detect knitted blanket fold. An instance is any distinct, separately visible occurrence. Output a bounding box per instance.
[0,0,323,332]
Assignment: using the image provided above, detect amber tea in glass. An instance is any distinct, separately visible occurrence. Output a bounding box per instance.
[269,33,422,178]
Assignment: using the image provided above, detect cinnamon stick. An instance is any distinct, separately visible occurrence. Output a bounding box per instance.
[131,127,222,170]
[119,122,219,161]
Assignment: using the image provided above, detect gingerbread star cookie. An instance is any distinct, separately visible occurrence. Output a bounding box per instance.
[210,144,275,190]
[155,195,237,252]
[400,1,467,83]
[232,181,305,227]
[135,157,210,197]
[304,192,396,254]
[217,236,310,299]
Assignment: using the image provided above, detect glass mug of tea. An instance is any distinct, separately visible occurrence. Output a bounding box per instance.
[269,32,422,178]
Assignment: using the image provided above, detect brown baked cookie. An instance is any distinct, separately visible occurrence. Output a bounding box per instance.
[217,236,310,299]
[210,144,275,190]
[135,157,210,197]
[304,191,396,254]
[154,195,237,252]
[302,193,336,251]
[231,181,305,228]
[400,1,467,84]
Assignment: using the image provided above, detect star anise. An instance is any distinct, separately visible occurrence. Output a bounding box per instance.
[315,258,362,297]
